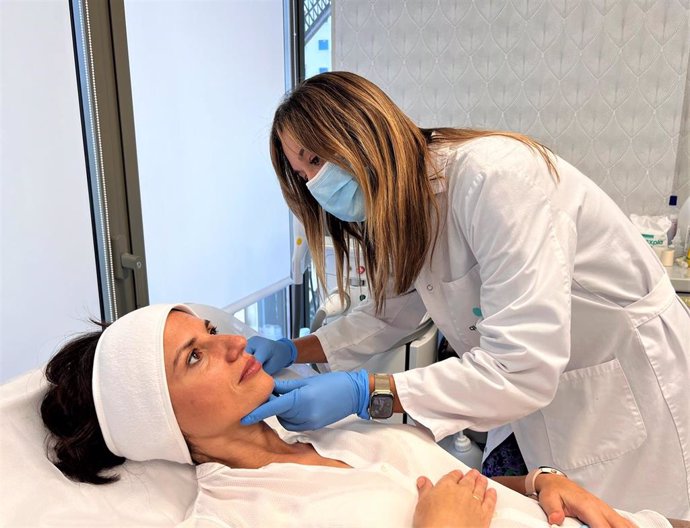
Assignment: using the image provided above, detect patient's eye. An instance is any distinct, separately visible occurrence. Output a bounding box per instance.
[209,325,218,335]
[187,350,201,366]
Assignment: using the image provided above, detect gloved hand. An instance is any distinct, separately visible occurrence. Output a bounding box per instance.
[245,336,297,376]
[240,370,370,430]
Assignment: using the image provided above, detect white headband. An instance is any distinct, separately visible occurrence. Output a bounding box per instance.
[92,303,195,464]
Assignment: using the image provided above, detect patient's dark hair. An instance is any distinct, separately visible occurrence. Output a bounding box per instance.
[40,322,126,484]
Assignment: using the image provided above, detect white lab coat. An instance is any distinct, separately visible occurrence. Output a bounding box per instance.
[314,136,690,518]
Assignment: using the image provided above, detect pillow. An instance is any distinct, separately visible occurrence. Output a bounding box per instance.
[0,368,197,527]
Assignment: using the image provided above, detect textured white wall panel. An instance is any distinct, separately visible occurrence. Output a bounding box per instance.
[334,0,690,214]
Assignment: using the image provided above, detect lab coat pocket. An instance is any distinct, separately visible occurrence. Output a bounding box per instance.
[439,264,482,351]
[541,358,647,471]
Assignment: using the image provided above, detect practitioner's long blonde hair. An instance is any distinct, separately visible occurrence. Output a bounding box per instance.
[270,71,556,314]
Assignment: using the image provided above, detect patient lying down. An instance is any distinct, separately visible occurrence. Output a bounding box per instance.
[40,304,673,528]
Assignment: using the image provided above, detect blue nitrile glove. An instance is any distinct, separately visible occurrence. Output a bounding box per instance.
[240,370,370,431]
[245,336,297,376]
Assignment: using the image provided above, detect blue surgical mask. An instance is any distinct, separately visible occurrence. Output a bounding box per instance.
[306,162,366,222]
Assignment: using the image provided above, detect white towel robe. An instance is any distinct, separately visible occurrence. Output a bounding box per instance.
[314,136,690,518]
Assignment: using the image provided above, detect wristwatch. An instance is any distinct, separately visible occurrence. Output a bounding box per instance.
[525,466,567,498]
[368,374,394,419]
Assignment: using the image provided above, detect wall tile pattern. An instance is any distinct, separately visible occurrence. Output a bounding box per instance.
[334,0,690,214]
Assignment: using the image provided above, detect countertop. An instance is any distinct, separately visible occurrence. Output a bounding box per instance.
[666,264,690,293]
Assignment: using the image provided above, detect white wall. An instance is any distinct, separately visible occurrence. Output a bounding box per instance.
[334,0,690,215]
[1,0,101,382]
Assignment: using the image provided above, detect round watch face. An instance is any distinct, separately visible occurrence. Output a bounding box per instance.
[370,394,394,419]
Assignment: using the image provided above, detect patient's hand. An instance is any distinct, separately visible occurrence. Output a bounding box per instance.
[535,474,635,528]
[413,469,496,528]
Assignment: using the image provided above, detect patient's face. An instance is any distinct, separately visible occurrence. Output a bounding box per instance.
[163,310,274,442]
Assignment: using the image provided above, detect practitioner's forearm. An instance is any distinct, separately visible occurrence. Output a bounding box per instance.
[492,476,527,495]
[369,374,405,413]
[493,473,568,497]
[292,342,407,414]
[292,334,328,363]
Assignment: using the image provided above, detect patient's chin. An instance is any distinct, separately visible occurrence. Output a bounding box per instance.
[249,372,276,406]
[258,369,274,389]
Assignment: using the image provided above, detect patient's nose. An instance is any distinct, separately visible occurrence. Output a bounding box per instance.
[221,335,247,363]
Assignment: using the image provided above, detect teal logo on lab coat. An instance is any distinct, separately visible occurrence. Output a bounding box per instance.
[472,307,482,317]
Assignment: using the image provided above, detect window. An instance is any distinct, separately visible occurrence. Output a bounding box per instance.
[71,0,294,342]
[304,0,331,79]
